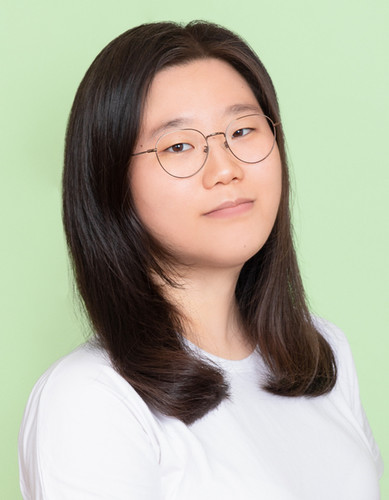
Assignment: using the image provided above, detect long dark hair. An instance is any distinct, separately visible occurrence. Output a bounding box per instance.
[63,20,336,424]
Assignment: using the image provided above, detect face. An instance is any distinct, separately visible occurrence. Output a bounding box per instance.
[129,58,282,271]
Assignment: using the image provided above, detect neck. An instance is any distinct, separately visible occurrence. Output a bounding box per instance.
[160,265,254,360]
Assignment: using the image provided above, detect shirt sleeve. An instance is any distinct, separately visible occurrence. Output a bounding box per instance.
[18,346,163,500]
[314,316,384,479]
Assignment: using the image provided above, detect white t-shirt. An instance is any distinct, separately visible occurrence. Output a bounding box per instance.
[18,317,383,499]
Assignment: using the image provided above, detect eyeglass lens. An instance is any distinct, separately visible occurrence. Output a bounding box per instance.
[155,114,276,178]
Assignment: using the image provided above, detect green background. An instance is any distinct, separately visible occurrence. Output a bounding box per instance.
[1,0,388,497]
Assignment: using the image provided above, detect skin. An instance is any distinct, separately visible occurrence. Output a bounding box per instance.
[130,59,282,359]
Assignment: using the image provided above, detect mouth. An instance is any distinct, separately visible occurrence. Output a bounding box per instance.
[203,199,254,218]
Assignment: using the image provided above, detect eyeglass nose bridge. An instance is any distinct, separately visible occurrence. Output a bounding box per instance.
[203,131,229,155]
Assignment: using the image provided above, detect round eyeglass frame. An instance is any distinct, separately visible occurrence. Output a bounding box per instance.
[131,114,280,179]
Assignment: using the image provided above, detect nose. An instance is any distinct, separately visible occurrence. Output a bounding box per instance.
[201,133,244,189]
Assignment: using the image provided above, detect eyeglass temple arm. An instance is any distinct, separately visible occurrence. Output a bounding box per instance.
[131,148,157,157]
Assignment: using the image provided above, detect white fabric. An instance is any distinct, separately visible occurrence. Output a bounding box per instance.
[19,317,383,499]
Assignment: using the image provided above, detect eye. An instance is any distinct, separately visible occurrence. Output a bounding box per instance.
[231,127,253,139]
[165,143,193,153]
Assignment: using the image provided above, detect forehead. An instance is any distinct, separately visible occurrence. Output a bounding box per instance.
[139,58,260,139]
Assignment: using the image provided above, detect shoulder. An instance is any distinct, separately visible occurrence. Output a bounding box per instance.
[312,316,384,478]
[312,315,350,351]
[312,315,361,404]
[23,341,152,421]
[312,315,356,381]
[19,341,162,499]
[20,340,160,441]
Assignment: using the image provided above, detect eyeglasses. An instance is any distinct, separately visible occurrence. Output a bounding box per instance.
[131,114,279,178]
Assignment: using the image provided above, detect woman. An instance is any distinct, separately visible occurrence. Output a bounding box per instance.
[18,21,383,499]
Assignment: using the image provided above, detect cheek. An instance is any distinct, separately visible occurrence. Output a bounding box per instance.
[252,147,283,219]
[129,163,196,243]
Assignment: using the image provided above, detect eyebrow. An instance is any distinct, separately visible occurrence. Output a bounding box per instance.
[225,103,262,116]
[148,103,262,139]
[149,118,189,140]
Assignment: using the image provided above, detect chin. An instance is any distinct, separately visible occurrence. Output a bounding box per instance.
[220,238,267,263]
[178,243,265,270]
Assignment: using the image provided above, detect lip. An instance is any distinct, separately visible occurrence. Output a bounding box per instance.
[204,198,254,218]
